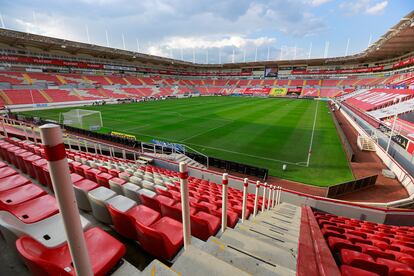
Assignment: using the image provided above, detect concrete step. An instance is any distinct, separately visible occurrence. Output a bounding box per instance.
[194,237,295,276]
[241,220,299,240]
[171,245,250,276]
[219,229,297,270]
[234,223,298,254]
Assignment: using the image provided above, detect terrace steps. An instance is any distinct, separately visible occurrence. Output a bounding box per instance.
[39,90,53,102]
[0,89,13,105]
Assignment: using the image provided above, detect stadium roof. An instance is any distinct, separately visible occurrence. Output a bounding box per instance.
[0,11,413,70]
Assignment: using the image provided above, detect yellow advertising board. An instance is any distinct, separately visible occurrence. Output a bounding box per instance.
[111,131,136,140]
[269,88,287,97]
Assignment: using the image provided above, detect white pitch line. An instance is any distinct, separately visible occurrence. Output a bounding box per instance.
[306,100,319,167]
[180,121,234,142]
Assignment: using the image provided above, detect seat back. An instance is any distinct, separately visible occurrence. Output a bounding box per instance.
[140,193,161,212]
[107,205,137,239]
[134,220,168,259]
[160,202,182,221]
[16,236,68,276]
[190,214,211,241]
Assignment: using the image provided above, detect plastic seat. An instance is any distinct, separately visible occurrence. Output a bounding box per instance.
[340,265,380,276]
[0,166,18,179]
[0,184,46,209]
[122,183,141,201]
[211,208,239,228]
[87,187,117,224]
[7,194,59,224]
[134,216,183,260]
[108,177,127,195]
[328,237,362,253]
[84,168,101,182]
[0,212,91,255]
[32,159,48,186]
[190,211,221,241]
[73,179,100,211]
[16,227,126,276]
[107,195,138,239]
[15,151,34,173]
[23,154,41,178]
[96,172,113,188]
[0,174,31,192]
[341,249,388,276]
[159,202,197,221]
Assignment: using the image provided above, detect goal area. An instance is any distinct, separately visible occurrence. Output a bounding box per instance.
[59,109,103,131]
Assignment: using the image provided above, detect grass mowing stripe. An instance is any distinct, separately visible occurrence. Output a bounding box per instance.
[19,97,354,187]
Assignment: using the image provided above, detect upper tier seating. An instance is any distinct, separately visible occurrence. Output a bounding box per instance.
[345,89,414,111]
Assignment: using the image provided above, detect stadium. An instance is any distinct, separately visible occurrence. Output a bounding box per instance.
[0,1,414,275]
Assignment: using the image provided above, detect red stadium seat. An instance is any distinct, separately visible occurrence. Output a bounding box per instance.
[341,265,380,276]
[340,249,388,276]
[16,227,125,276]
[96,172,113,188]
[134,216,183,260]
[0,174,31,192]
[0,184,46,208]
[6,194,59,223]
[376,258,414,275]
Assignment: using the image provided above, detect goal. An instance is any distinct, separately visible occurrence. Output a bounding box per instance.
[59,109,103,131]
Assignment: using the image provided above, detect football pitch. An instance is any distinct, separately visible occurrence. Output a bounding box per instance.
[21,96,354,187]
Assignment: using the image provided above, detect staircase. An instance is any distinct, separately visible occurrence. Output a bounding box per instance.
[169,153,207,169]
[0,89,13,105]
[22,73,33,85]
[71,89,85,101]
[140,203,300,275]
[56,75,67,85]
[39,90,53,102]
[357,135,376,151]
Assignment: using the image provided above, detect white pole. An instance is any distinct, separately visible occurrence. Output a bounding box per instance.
[324,41,330,58]
[85,24,90,44]
[105,29,109,47]
[221,173,229,232]
[0,13,5,28]
[1,117,8,138]
[345,38,350,56]
[254,47,258,62]
[133,152,137,161]
[21,122,28,141]
[308,42,312,59]
[85,141,89,153]
[218,48,222,64]
[94,143,97,154]
[261,183,267,212]
[39,124,93,276]
[31,126,36,144]
[192,48,196,63]
[277,186,282,205]
[253,181,260,217]
[68,137,72,150]
[179,162,191,250]
[98,144,102,155]
[206,49,208,64]
[386,114,398,154]
[122,149,126,159]
[122,33,126,50]
[77,139,81,151]
[241,178,248,223]
[272,186,277,208]
[267,186,272,210]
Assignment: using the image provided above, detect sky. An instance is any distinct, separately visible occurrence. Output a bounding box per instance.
[0,0,413,64]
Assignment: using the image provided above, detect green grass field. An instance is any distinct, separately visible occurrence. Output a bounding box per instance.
[20,96,354,186]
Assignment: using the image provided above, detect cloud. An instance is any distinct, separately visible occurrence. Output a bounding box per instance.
[308,0,332,7]
[366,1,388,15]
[340,0,388,15]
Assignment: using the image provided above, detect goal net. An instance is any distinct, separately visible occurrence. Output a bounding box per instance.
[60,109,103,131]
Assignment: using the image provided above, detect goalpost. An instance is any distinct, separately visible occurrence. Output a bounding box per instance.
[59,109,103,131]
